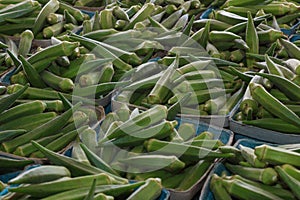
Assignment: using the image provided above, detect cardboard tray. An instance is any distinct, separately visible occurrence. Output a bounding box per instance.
[167,118,234,200]
[229,104,300,144]
[199,138,274,200]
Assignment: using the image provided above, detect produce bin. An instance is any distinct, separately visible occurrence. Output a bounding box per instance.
[229,105,300,144]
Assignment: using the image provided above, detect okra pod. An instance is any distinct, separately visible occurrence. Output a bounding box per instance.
[246,11,259,69]
[250,82,300,127]
[0,129,26,143]
[275,166,300,199]
[127,178,162,200]
[2,102,81,152]
[100,105,167,142]
[147,57,178,104]
[239,145,267,168]
[0,112,57,132]
[103,121,177,147]
[125,3,155,30]
[41,70,74,92]
[145,139,234,161]
[9,165,71,184]
[32,126,87,158]
[0,83,28,114]
[0,100,46,124]
[33,0,60,35]
[280,38,300,60]
[41,182,144,200]
[14,133,63,157]
[119,155,185,172]
[31,141,127,183]
[210,174,232,200]
[0,156,33,169]
[220,178,284,200]
[255,144,300,167]
[19,55,47,88]
[243,118,300,133]
[18,30,34,57]
[80,143,118,175]
[9,173,115,197]
[177,160,212,190]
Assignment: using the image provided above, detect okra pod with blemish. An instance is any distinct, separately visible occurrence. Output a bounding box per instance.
[239,145,267,168]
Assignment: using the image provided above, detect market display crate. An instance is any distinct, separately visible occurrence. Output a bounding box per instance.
[200,138,300,200]
[229,105,300,144]
[168,119,234,200]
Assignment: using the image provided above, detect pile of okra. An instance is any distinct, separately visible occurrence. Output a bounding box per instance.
[0,0,300,199]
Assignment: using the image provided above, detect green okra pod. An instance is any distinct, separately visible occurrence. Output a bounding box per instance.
[0,83,28,114]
